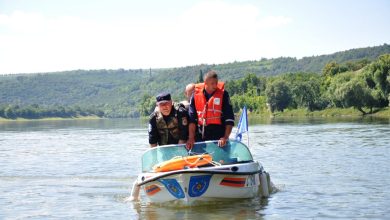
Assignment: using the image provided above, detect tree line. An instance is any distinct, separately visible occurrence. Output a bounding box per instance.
[0,44,389,119]
[226,54,390,115]
[0,104,104,119]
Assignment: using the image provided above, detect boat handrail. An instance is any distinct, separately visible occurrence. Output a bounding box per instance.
[141,140,254,172]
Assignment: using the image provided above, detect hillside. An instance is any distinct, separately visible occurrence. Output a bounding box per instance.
[0,44,389,118]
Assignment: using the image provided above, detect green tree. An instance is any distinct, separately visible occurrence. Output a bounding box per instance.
[291,81,320,111]
[345,59,370,71]
[322,61,348,77]
[327,72,381,114]
[139,94,156,116]
[334,78,376,114]
[197,70,203,83]
[281,72,323,111]
[370,54,390,102]
[265,79,292,112]
[230,94,267,113]
[4,105,17,119]
[0,106,4,118]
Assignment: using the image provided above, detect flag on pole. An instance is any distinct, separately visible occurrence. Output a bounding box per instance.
[235,106,248,141]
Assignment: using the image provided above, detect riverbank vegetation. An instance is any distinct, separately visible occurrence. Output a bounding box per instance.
[0,44,389,120]
[227,54,390,117]
[0,104,103,120]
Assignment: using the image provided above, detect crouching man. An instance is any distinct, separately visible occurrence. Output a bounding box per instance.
[148,92,189,147]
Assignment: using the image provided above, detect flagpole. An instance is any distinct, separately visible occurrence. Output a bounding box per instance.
[247,129,250,147]
[246,106,250,148]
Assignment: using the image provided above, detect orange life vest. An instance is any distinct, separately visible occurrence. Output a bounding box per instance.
[194,82,224,126]
[153,154,213,172]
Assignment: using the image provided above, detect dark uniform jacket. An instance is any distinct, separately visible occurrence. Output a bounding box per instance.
[148,104,189,146]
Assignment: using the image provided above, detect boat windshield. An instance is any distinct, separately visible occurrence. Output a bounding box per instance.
[141,140,253,172]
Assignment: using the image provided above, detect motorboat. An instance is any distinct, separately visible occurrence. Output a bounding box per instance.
[130,140,272,204]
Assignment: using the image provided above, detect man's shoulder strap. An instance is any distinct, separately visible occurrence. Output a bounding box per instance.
[217,81,225,91]
[173,102,186,112]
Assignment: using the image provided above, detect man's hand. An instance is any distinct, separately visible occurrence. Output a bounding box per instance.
[186,137,195,150]
[187,123,196,150]
[219,125,232,147]
[218,137,228,147]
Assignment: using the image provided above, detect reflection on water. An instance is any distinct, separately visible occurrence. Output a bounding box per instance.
[131,198,269,220]
[1,117,389,219]
[249,115,390,125]
[0,118,148,131]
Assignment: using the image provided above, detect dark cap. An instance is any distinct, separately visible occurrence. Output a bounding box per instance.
[156,92,171,104]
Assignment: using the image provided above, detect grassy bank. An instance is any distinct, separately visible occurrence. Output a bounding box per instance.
[0,115,102,122]
[266,107,390,118]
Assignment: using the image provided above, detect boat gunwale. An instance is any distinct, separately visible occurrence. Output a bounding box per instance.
[137,162,263,186]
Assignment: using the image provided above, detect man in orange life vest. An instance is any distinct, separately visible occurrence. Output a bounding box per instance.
[186,70,235,149]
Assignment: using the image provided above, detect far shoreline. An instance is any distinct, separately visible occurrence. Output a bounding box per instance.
[0,115,103,123]
[1,107,389,123]
[266,107,390,118]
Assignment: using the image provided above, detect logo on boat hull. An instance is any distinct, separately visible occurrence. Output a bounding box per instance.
[188,175,212,197]
[158,179,185,199]
[145,184,161,196]
[220,177,246,187]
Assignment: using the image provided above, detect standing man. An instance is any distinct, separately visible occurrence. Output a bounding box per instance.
[186,70,234,149]
[148,92,188,147]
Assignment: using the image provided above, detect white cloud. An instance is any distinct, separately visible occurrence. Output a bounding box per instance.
[0,1,292,74]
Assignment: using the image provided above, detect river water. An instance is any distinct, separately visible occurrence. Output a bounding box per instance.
[0,117,389,219]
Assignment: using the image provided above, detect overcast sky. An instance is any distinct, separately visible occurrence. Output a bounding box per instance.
[0,0,389,74]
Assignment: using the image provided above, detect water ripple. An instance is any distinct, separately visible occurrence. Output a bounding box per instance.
[0,118,389,219]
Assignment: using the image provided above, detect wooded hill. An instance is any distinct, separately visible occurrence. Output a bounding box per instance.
[0,44,389,118]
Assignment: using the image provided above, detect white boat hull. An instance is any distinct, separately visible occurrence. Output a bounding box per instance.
[134,162,270,204]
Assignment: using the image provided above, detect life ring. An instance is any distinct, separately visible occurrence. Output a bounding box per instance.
[153,154,213,172]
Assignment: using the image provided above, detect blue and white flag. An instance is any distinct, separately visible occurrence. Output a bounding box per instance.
[235,106,248,141]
